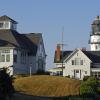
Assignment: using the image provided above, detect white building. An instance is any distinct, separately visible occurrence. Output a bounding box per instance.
[89,16,100,51]
[49,16,100,80]
[0,15,46,75]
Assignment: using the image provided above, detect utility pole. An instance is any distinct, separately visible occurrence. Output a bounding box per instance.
[61,27,64,76]
[30,63,32,77]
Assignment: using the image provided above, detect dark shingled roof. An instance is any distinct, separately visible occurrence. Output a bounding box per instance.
[54,50,100,63]
[25,33,42,45]
[54,51,72,63]
[0,30,42,56]
[83,51,100,63]
[0,30,23,48]
[0,15,17,24]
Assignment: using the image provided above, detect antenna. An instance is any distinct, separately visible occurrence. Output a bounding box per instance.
[58,27,67,76]
[61,26,64,75]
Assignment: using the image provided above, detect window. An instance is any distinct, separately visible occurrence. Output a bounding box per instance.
[0,22,10,29]
[20,52,24,64]
[96,25,99,32]
[72,58,83,65]
[0,22,4,28]
[20,51,27,64]
[5,22,9,28]
[0,55,5,62]
[72,60,74,65]
[95,45,98,49]
[2,50,10,53]
[98,44,100,48]
[59,71,63,75]
[38,59,43,70]
[14,55,17,63]
[80,60,83,65]
[0,50,10,62]
[56,71,60,75]
[6,55,10,62]
[92,72,100,78]
[56,71,62,76]
[40,44,42,53]
[75,58,80,65]
[85,71,87,74]
[76,70,79,73]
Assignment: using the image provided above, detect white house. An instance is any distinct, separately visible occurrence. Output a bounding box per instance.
[0,15,46,75]
[49,16,100,80]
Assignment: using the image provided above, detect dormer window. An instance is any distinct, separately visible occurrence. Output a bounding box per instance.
[0,21,10,29]
[0,15,17,30]
[0,22,4,28]
[5,22,9,28]
[0,21,17,30]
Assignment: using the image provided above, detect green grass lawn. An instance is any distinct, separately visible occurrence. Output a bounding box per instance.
[13,75,80,96]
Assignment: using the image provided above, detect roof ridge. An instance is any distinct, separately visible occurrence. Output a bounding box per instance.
[7,30,20,47]
[0,15,17,24]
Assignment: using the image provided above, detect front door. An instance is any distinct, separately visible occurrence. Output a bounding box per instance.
[75,70,80,79]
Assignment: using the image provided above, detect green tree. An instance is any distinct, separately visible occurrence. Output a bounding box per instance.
[0,68,14,99]
[80,76,97,96]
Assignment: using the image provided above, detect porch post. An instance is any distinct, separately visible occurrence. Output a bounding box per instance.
[74,70,75,78]
[80,70,81,79]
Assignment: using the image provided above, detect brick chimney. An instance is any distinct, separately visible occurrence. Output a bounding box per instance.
[81,47,86,51]
[56,44,61,61]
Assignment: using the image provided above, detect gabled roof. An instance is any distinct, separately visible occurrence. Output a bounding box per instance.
[24,33,42,46]
[0,30,43,56]
[54,49,100,63]
[0,15,17,24]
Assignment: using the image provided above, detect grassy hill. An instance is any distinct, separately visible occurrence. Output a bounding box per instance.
[13,75,80,96]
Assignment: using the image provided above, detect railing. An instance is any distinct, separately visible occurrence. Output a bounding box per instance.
[90,32,100,36]
[88,40,100,44]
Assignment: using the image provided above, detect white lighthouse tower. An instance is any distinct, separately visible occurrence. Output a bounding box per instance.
[89,16,100,51]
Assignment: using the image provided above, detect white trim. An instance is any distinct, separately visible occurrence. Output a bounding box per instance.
[0,47,15,49]
[63,49,77,62]
[91,68,100,72]
[63,48,92,63]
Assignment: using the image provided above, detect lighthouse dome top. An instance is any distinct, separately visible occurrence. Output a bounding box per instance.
[91,16,100,35]
[92,16,100,25]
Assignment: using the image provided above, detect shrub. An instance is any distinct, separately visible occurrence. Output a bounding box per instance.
[0,68,14,99]
[80,76,97,96]
[36,69,45,75]
[44,71,50,75]
[97,87,100,94]
[87,76,97,86]
[36,70,50,75]
[80,82,96,96]
[65,75,70,78]
[96,79,100,94]
[83,76,90,81]
[86,76,97,91]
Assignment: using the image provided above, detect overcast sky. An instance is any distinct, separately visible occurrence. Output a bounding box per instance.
[0,0,100,69]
